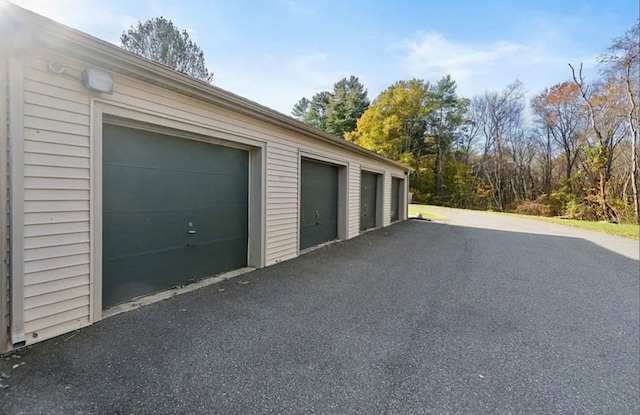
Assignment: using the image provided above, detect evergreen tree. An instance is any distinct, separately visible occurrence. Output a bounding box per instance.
[121,17,213,83]
[292,76,369,138]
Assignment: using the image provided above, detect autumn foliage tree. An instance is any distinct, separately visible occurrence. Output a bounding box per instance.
[346,77,467,199]
[346,79,434,193]
[469,81,527,211]
[570,65,627,222]
[531,82,586,187]
[600,23,639,223]
[346,79,431,160]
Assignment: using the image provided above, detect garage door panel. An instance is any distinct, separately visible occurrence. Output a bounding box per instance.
[197,206,248,238]
[360,172,377,231]
[103,248,194,306]
[187,237,248,277]
[300,218,338,249]
[103,167,248,212]
[103,208,248,260]
[213,175,250,204]
[103,211,188,259]
[104,232,248,305]
[104,128,245,175]
[300,159,338,250]
[103,124,248,308]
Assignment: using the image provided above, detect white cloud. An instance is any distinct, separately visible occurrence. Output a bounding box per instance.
[403,34,521,77]
[398,32,599,98]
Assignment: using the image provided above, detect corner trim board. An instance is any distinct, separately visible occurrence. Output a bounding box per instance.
[9,55,25,346]
[90,100,103,321]
[0,27,9,353]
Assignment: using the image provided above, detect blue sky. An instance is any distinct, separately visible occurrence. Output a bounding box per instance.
[8,0,639,115]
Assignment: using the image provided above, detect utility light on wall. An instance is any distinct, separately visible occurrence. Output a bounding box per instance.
[48,61,113,95]
[82,67,113,94]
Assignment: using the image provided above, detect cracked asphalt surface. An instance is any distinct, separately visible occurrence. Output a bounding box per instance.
[1,210,639,414]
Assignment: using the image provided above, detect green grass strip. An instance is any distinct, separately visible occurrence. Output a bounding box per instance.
[505,213,640,240]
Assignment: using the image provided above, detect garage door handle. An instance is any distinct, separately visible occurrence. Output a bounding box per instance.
[186,242,195,247]
[188,230,196,234]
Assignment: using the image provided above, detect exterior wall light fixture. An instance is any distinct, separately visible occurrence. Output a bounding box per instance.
[82,66,113,94]
[47,61,113,94]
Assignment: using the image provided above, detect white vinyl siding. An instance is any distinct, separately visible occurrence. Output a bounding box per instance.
[347,163,360,239]
[265,143,298,265]
[21,54,91,341]
[383,172,392,226]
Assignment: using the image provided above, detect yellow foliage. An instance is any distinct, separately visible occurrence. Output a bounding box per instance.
[345,79,432,161]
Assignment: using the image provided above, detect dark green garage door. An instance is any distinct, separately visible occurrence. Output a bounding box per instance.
[391,177,401,222]
[102,124,249,308]
[360,172,378,231]
[300,159,339,250]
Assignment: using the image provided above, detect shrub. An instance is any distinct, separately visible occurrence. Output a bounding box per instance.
[547,192,568,216]
[515,200,552,217]
[565,190,600,221]
[410,189,431,204]
[608,198,637,224]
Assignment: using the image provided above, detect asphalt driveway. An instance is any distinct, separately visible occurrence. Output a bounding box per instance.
[1,211,639,414]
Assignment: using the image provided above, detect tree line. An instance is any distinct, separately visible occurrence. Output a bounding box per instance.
[292,23,639,225]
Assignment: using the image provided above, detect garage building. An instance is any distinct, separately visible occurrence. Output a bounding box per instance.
[0,4,409,353]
